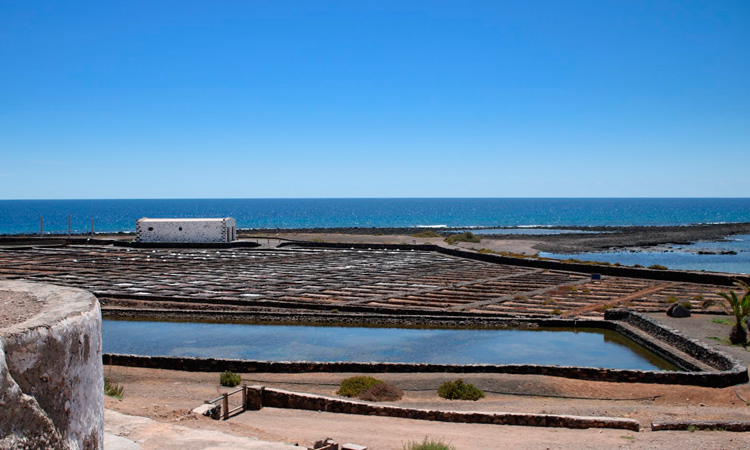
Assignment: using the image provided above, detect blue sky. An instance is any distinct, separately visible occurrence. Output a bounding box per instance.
[1,1,748,199]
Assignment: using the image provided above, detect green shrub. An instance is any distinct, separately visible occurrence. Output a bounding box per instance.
[220,370,241,387]
[411,230,441,238]
[649,264,668,270]
[104,378,124,399]
[359,382,404,401]
[402,437,455,450]
[679,301,693,310]
[337,376,383,397]
[664,295,679,304]
[437,379,485,401]
[444,232,481,245]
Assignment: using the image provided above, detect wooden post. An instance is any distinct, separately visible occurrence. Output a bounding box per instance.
[40,215,43,236]
[242,384,248,411]
[222,393,229,420]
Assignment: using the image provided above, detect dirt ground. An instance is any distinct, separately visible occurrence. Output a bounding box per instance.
[104,314,750,449]
[249,231,541,255]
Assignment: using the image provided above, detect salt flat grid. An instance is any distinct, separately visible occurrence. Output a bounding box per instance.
[0,246,726,317]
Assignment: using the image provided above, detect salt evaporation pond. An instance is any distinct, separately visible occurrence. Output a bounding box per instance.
[103,320,678,371]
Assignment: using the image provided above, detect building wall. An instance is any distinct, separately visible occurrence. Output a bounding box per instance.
[136,218,236,243]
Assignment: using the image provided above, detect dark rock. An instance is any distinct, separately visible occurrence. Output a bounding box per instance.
[666,304,691,318]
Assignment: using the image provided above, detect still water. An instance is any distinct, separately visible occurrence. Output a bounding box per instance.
[541,234,750,274]
[103,320,678,371]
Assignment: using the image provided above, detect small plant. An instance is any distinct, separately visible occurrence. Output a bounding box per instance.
[411,230,441,238]
[444,232,481,245]
[712,317,733,326]
[716,281,750,345]
[337,375,384,398]
[359,382,404,402]
[568,286,578,292]
[514,294,527,301]
[687,425,697,433]
[648,264,668,270]
[679,301,693,310]
[437,379,485,401]
[664,295,679,304]
[104,378,124,399]
[633,264,643,268]
[693,294,704,301]
[542,298,555,305]
[582,288,591,294]
[220,370,241,387]
[551,308,563,316]
[402,437,455,450]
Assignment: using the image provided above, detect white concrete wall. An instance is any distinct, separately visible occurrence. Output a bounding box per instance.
[136,218,236,243]
[0,280,104,449]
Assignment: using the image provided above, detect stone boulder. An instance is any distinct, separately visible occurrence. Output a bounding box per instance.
[666,303,691,318]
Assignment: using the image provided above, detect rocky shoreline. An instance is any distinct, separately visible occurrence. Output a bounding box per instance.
[243,222,750,254]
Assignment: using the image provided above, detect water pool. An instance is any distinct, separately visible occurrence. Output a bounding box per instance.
[103,320,678,371]
[540,234,750,274]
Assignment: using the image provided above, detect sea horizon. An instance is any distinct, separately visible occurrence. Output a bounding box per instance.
[2,197,750,236]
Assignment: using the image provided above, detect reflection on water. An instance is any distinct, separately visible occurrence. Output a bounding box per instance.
[103,320,678,371]
[541,234,750,274]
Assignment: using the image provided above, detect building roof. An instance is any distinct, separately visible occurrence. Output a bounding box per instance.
[137,217,233,223]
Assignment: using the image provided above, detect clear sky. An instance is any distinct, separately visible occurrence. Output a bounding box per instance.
[1,1,748,199]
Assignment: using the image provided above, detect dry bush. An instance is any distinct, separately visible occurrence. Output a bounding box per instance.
[359,382,404,402]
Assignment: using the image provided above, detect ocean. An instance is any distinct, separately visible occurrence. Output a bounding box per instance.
[2,198,749,273]
[1,198,750,235]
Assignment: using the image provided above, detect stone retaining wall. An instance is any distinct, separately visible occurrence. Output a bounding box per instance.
[605,310,744,373]
[249,386,640,431]
[651,421,750,432]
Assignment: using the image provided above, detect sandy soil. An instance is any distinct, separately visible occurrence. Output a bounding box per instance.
[243,222,750,256]
[104,314,750,449]
[255,232,540,255]
[0,289,42,329]
[103,365,750,449]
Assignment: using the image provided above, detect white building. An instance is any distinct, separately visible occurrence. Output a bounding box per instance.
[136,218,237,243]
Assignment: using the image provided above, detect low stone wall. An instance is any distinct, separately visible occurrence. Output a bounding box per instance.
[605,310,746,374]
[1,280,104,449]
[250,386,640,431]
[103,352,742,388]
[651,421,750,432]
